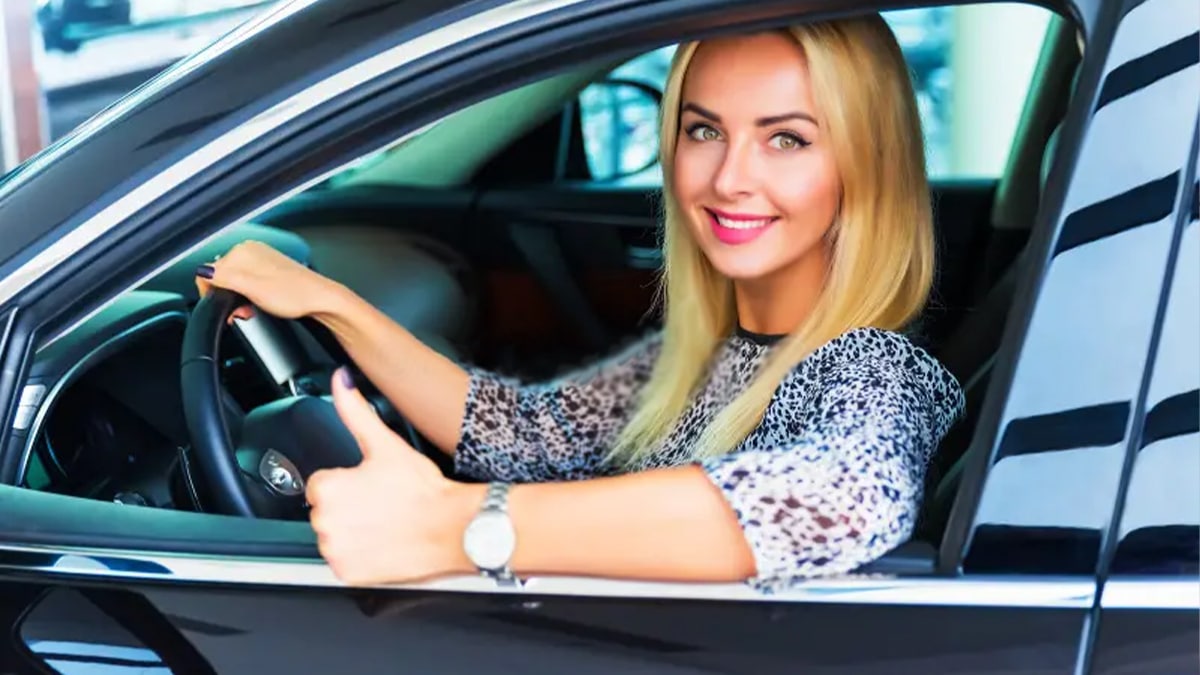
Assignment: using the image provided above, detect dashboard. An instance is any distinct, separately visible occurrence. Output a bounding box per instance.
[9,223,317,510]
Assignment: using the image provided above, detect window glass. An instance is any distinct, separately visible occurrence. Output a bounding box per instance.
[578,4,1052,185]
[1111,186,1199,575]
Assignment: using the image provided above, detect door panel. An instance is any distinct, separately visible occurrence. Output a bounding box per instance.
[0,576,1089,674]
[1090,609,1199,675]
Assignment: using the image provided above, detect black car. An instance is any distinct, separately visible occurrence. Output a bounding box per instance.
[0,0,1196,672]
[36,0,132,52]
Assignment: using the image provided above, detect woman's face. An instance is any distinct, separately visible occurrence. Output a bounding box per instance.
[672,32,841,285]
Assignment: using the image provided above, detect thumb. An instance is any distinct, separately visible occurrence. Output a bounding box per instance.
[330,366,390,456]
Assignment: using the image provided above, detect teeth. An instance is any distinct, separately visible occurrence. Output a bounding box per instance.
[715,215,772,230]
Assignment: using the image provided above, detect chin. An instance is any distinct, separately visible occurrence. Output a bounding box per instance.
[701,247,782,282]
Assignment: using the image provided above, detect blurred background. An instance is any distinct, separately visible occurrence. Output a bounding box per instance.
[0,0,279,170]
[34,0,278,139]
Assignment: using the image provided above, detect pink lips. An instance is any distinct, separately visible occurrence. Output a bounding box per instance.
[706,208,778,245]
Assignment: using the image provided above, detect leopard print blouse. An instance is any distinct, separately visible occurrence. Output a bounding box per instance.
[454,326,965,593]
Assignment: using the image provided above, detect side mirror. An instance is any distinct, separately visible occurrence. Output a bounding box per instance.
[578,78,663,182]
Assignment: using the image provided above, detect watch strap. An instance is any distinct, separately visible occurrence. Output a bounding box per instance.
[474,482,519,586]
[481,481,511,513]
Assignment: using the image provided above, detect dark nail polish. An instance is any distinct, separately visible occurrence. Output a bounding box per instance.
[196,264,215,279]
[337,366,356,390]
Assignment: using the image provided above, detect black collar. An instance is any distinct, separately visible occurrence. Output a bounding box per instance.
[735,325,787,346]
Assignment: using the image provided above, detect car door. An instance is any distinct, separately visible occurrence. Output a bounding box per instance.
[0,0,1189,673]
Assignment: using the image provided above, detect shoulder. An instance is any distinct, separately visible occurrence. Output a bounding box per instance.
[784,327,966,435]
[817,327,956,383]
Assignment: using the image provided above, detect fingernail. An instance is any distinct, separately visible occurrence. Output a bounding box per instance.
[337,366,356,390]
[196,264,215,279]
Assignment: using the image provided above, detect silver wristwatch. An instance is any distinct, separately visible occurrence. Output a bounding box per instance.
[462,482,518,585]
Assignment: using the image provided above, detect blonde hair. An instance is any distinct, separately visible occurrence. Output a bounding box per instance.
[608,14,934,466]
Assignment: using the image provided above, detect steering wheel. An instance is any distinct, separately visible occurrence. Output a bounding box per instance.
[179,288,368,519]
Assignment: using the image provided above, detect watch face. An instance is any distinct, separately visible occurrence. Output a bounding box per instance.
[463,511,516,570]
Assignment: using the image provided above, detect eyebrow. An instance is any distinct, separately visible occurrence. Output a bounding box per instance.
[681,102,818,127]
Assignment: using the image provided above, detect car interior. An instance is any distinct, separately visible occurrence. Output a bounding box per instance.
[7,6,1086,571]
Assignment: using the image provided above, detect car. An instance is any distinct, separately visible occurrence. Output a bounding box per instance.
[36,0,132,52]
[0,0,1195,672]
[36,0,276,53]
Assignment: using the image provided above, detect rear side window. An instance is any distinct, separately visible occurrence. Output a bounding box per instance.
[578,3,1053,184]
[1111,186,1199,575]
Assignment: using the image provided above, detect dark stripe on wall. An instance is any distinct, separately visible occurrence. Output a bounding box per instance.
[998,401,1131,458]
[1190,182,1198,225]
[1096,33,1200,110]
[1140,389,1199,449]
[1055,173,1179,255]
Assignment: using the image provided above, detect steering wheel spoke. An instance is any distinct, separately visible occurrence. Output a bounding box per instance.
[181,289,385,519]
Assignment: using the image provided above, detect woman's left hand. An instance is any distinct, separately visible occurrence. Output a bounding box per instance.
[306,367,474,585]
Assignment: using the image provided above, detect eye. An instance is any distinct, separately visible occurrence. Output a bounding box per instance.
[769,132,809,151]
[685,124,722,142]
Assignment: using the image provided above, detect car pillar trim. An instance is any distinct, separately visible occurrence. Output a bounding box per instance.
[1100,578,1200,609]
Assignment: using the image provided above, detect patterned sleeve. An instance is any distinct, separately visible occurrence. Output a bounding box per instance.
[454,332,664,483]
[700,352,964,594]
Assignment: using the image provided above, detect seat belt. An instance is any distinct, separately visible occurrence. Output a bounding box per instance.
[507,222,610,351]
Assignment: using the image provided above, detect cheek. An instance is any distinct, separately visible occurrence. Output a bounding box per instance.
[771,155,840,223]
[671,141,717,203]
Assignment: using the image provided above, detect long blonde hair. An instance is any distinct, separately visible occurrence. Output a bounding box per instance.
[608,15,934,466]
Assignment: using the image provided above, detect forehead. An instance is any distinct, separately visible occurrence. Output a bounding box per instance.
[681,31,815,108]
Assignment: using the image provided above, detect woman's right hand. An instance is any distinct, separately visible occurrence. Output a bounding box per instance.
[194,240,340,321]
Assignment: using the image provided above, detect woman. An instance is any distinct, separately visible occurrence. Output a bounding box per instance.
[197,14,965,593]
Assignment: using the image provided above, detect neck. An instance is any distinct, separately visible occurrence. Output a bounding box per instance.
[733,244,830,336]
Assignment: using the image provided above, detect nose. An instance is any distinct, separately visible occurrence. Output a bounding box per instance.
[712,138,759,200]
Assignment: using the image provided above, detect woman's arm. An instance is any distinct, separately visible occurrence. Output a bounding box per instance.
[307,333,963,591]
[446,464,758,583]
[200,241,659,467]
[440,354,963,591]
[452,334,662,482]
[318,281,662,472]
[312,282,473,455]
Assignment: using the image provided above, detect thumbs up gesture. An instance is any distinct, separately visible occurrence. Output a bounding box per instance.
[306,367,474,585]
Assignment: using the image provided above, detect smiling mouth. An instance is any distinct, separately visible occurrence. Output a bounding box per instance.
[705,209,777,230]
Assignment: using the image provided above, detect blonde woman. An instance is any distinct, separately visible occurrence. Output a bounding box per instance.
[197,14,965,592]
